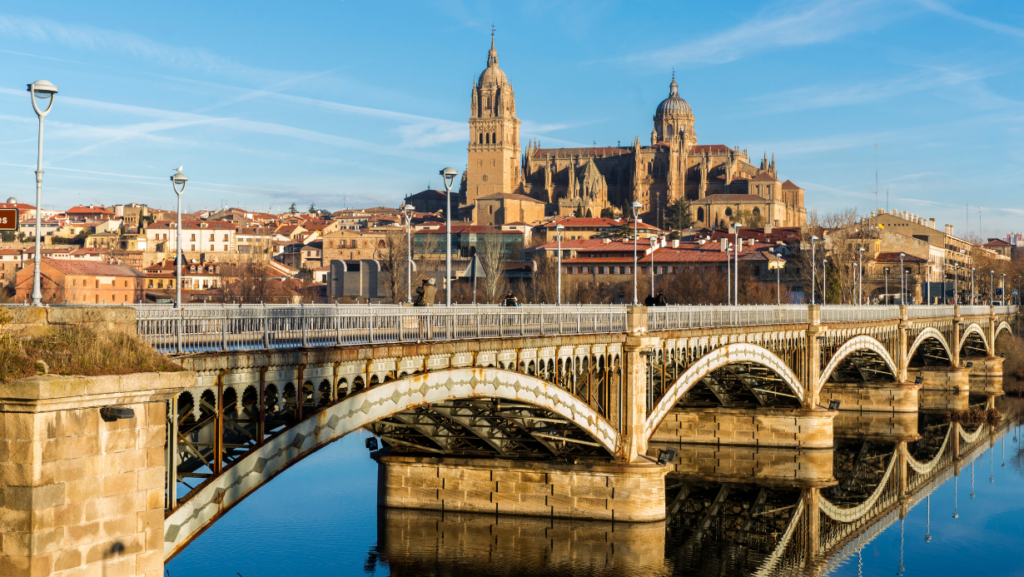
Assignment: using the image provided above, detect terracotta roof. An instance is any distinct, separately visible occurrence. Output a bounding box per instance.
[781,180,801,190]
[543,217,660,230]
[984,239,1011,247]
[149,220,236,230]
[694,194,767,202]
[67,206,114,215]
[44,259,146,277]
[531,147,629,158]
[690,145,733,153]
[750,172,777,182]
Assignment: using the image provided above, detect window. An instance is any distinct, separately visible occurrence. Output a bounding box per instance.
[223,234,228,241]
[485,133,489,144]
[209,234,214,241]
[95,280,99,288]
[190,234,196,241]
[479,133,483,144]
[191,245,196,251]
[492,132,496,143]
[224,245,228,251]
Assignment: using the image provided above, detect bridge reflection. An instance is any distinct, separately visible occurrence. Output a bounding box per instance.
[372,399,1017,577]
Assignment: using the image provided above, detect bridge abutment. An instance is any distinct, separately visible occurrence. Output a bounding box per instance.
[374,454,667,522]
[0,372,189,577]
[819,381,920,413]
[650,407,834,448]
[964,356,1004,395]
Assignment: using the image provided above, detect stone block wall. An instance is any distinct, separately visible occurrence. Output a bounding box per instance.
[649,407,834,449]
[820,382,920,413]
[0,306,137,337]
[650,442,834,487]
[375,454,666,522]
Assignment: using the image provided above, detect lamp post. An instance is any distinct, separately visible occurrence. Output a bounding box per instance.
[727,243,733,305]
[1017,275,1021,306]
[440,167,458,307]
[884,267,890,305]
[556,224,564,306]
[631,202,642,305]
[734,225,740,305]
[403,204,415,304]
[897,253,905,307]
[954,263,959,305]
[773,252,782,304]
[990,270,995,305]
[857,247,865,305]
[170,170,188,309]
[810,235,819,305]
[822,259,828,305]
[650,235,657,301]
[27,80,58,306]
[1002,273,1007,306]
[927,260,931,305]
[971,267,975,304]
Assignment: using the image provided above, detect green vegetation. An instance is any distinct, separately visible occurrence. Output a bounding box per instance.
[666,197,693,231]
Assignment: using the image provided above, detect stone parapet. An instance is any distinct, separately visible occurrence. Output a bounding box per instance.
[651,442,834,487]
[0,306,138,337]
[375,454,667,522]
[0,371,190,577]
[819,381,920,413]
[649,407,835,449]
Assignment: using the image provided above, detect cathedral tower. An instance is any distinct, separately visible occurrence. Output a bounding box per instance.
[653,73,695,148]
[466,34,521,209]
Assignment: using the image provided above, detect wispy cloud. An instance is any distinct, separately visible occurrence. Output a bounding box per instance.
[892,171,937,181]
[0,14,298,83]
[746,65,994,113]
[912,0,1024,38]
[621,0,905,67]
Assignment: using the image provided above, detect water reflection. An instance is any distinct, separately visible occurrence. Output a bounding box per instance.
[372,394,1024,577]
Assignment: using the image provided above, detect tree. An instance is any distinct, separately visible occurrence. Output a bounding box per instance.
[374,228,409,304]
[734,209,764,229]
[288,203,298,214]
[308,203,317,215]
[666,197,693,231]
[573,205,584,218]
[478,232,521,303]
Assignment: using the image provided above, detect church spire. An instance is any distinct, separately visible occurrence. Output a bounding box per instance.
[487,25,499,67]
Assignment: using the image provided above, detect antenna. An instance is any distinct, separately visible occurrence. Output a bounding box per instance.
[874,144,879,211]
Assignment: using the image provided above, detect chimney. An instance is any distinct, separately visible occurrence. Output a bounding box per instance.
[945,224,953,236]
[929,218,936,229]
[764,225,773,235]
[870,210,876,218]
[720,238,728,252]
[672,239,680,248]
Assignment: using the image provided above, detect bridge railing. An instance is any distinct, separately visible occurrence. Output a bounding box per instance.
[819,305,900,323]
[960,305,991,317]
[133,304,628,355]
[647,305,809,330]
[994,305,1017,315]
[906,305,955,319]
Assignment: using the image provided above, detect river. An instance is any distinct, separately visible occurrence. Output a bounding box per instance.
[168,409,1024,576]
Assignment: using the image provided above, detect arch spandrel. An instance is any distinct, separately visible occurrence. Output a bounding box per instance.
[995,321,1013,342]
[907,327,953,365]
[164,368,618,560]
[643,343,806,439]
[817,335,899,393]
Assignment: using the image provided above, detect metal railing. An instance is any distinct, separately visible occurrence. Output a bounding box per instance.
[960,305,991,317]
[647,305,809,331]
[994,305,1016,315]
[819,305,901,323]
[134,304,628,355]
[906,305,955,319]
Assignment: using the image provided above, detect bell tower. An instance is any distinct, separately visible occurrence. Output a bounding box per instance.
[466,31,521,212]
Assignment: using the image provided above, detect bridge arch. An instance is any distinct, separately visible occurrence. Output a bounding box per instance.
[164,368,618,560]
[818,336,898,393]
[907,328,953,366]
[959,323,989,355]
[644,343,806,439]
[995,321,1013,342]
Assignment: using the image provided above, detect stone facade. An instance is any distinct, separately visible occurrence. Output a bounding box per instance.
[458,38,807,228]
[0,371,190,577]
[375,454,666,522]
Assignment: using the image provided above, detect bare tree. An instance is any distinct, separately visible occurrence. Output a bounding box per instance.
[374,228,408,304]
[794,207,865,304]
[478,233,521,303]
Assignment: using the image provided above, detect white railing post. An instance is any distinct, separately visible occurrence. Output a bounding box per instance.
[221,303,227,352]
[262,302,270,349]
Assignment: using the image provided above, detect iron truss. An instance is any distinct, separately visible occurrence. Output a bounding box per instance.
[827,350,895,384]
[908,338,952,368]
[961,332,988,358]
[367,397,614,460]
[675,362,803,409]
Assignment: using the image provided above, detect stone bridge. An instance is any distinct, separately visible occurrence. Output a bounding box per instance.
[0,303,1016,576]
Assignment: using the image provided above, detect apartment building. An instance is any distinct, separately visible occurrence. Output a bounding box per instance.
[146,220,237,253]
[14,259,146,304]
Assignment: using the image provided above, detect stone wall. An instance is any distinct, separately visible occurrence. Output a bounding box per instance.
[651,442,834,487]
[0,306,137,337]
[650,407,834,449]
[375,454,666,522]
[0,371,190,577]
[819,382,920,413]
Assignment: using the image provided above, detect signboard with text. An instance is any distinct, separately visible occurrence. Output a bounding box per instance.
[0,208,19,231]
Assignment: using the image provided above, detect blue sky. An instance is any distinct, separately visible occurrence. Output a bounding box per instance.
[0,1,1022,237]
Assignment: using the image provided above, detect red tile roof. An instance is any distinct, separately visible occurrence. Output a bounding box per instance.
[531,147,629,157]
[984,239,1011,247]
[781,180,801,190]
[690,145,733,153]
[750,172,777,182]
[45,259,146,277]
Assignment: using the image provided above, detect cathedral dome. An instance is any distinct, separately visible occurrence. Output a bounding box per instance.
[655,76,691,116]
[478,37,507,86]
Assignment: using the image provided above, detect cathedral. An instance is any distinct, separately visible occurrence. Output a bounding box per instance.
[458,36,807,229]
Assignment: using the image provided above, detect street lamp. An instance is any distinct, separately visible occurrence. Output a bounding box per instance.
[927,260,931,305]
[1002,273,1007,306]
[772,251,782,304]
[27,79,58,305]
[727,242,733,305]
[650,235,657,301]
[631,201,642,305]
[822,259,828,305]
[170,170,188,309]
[884,266,890,305]
[440,167,458,306]
[734,225,740,305]
[810,235,819,305]
[857,247,865,305]
[403,204,415,304]
[953,263,959,304]
[990,270,995,305]
[899,253,905,305]
[556,224,564,306]
[971,267,975,304]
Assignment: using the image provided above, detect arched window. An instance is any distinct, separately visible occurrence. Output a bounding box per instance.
[492,132,497,143]
[725,208,733,217]
[668,124,674,136]
[479,133,483,144]
[485,133,490,144]
[697,207,704,222]
[487,95,492,109]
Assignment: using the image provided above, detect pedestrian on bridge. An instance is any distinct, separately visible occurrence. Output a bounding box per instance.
[503,292,519,307]
[414,278,437,307]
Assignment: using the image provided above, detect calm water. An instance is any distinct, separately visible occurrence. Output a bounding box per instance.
[168,421,1024,577]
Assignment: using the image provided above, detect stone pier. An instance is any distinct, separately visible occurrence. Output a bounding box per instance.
[819,381,920,413]
[650,407,835,448]
[964,356,1005,395]
[374,454,667,522]
[651,442,834,487]
[0,372,190,577]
